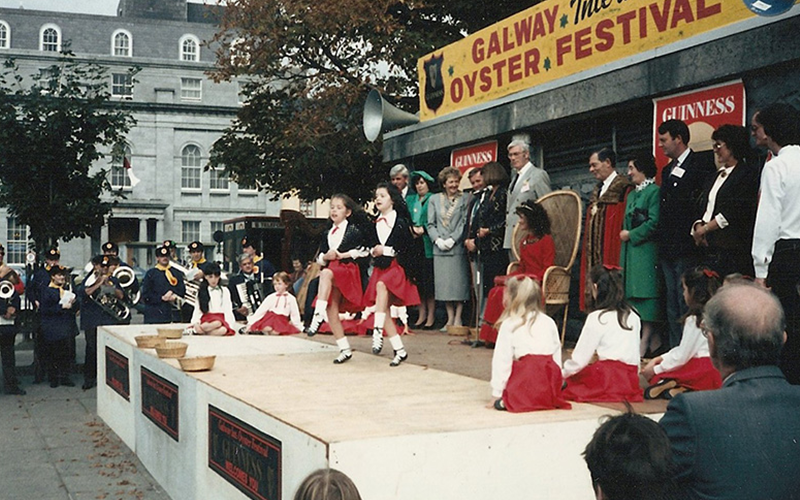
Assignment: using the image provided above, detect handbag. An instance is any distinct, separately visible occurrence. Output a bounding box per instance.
[630,207,649,229]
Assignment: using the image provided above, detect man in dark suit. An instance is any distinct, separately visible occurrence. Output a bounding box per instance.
[660,283,800,500]
[656,120,715,348]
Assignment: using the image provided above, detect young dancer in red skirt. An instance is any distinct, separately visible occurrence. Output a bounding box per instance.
[562,265,643,402]
[489,276,571,412]
[364,183,420,366]
[190,263,237,336]
[305,194,369,364]
[641,267,722,398]
[480,200,555,345]
[246,272,303,335]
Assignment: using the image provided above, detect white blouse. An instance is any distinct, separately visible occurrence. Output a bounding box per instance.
[191,287,237,328]
[490,312,562,398]
[562,309,641,379]
[655,316,710,374]
[247,292,303,331]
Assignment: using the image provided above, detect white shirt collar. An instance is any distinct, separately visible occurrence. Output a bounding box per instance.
[516,161,533,179]
[600,170,618,197]
[675,148,691,167]
[401,185,409,198]
[378,209,397,226]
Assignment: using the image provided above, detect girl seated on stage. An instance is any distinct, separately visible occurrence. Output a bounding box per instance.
[246,272,303,335]
[562,265,643,402]
[190,263,237,336]
[364,183,420,366]
[641,267,722,399]
[489,276,571,412]
[480,201,555,345]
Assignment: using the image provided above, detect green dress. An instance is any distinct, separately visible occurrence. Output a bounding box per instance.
[619,182,663,322]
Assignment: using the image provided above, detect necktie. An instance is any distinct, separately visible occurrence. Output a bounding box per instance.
[331,226,339,235]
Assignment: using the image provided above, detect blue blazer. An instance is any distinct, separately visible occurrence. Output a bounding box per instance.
[660,365,800,500]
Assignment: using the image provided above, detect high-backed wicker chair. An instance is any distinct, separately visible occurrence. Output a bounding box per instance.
[508,190,583,344]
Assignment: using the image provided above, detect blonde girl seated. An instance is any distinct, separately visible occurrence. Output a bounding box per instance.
[489,276,570,412]
[190,263,237,336]
[247,272,303,335]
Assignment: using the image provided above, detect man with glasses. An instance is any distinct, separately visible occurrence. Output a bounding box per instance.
[503,138,550,255]
[660,283,800,499]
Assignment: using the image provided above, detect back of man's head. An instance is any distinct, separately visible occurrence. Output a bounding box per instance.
[704,283,785,371]
[756,103,800,147]
[584,411,677,500]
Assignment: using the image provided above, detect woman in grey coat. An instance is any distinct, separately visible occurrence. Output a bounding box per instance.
[428,166,470,329]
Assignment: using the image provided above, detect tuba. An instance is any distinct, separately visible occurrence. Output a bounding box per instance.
[113,266,140,305]
[167,260,199,309]
[94,290,131,322]
[0,280,14,316]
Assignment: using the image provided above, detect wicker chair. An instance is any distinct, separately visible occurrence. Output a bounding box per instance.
[508,190,583,344]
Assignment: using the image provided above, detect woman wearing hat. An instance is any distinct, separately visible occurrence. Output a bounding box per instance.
[142,246,186,324]
[406,170,436,328]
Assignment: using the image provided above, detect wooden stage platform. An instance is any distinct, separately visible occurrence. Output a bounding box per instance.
[98,325,664,500]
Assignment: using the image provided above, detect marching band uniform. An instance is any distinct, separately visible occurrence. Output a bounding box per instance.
[40,266,79,387]
[0,243,25,394]
[80,256,124,390]
[142,247,185,324]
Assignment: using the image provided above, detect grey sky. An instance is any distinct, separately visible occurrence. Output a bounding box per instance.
[0,0,212,16]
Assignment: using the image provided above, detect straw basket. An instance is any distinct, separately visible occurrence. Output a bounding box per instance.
[135,335,166,349]
[157,327,184,339]
[446,325,470,336]
[178,356,216,372]
[155,342,188,359]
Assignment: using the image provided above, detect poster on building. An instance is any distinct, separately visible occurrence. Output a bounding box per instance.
[652,80,746,170]
[418,0,797,121]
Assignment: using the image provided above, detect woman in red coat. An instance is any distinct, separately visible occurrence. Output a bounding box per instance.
[479,201,555,345]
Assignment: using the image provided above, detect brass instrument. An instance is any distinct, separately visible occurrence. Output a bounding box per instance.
[112,266,141,305]
[85,269,131,322]
[0,279,14,316]
[168,260,199,309]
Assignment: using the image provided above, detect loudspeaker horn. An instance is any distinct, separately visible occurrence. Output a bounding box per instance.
[363,89,419,142]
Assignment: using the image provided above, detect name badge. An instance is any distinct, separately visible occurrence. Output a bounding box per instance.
[520,181,530,193]
[671,166,686,178]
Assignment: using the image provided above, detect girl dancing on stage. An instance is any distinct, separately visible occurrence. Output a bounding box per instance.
[246,272,303,335]
[364,183,420,366]
[562,265,643,402]
[305,194,369,364]
[190,263,237,336]
[641,267,722,399]
[489,276,570,412]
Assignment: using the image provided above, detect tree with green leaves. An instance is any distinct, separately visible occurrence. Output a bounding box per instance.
[209,0,543,204]
[0,52,136,254]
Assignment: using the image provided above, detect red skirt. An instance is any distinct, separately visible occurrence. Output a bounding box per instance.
[363,260,420,308]
[503,355,572,412]
[650,357,722,392]
[318,317,363,335]
[480,285,506,343]
[249,311,300,335]
[563,359,643,403]
[357,315,406,336]
[328,260,364,313]
[200,313,235,336]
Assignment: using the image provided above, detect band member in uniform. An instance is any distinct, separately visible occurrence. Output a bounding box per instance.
[363,183,420,366]
[242,236,275,295]
[228,253,263,321]
[181,241,209,322]
[141,245,185,324]
[0,243,26,395]
[40,265,79,388]
[29,246,63,383]
[80,255,125,390]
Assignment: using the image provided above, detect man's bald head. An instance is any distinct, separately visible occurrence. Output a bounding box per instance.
[704,283,786,372]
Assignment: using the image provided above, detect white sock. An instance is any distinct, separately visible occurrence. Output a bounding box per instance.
[336,337,351,352]
[373,312,386,331]
[389,334,404,351]
[314,300,328,318]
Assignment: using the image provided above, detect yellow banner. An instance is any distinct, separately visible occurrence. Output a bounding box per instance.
[418,0,793,121]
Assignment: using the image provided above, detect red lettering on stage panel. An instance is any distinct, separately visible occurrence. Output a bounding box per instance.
[556,35,571,66]
[487,31,501,59]
[502,26,515,52]
[545,5,559,34]
[697,0,722,19]
[595,19,614,52]
[651,0,671,32]
[575,27,592,60]
[617,10,636,44]
[515,17,533,46]
[532,13,547,39]
[639,7,648,38]
[480,66,492,92]
[472,37,485,63]
[493,59,507,87]
[464,72,478,97]
[508,53,523,82]
[524,48,540,76]
[671,0,695,28]
[451,78,463,103]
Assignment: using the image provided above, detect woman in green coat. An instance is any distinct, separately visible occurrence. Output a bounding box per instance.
[619,152,663,357]
[407,171,436,328]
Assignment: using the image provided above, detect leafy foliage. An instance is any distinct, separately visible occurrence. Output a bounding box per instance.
[0,52,135,252]
[209,0,543,204]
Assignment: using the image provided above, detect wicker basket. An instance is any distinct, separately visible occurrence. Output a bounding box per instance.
[157,327,184,339]
[135,335,166,349]
[178,355,216,372]
[446,325,470,336]
[155,341,188,359]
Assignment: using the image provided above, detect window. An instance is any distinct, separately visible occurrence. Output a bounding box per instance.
[209,168,229,191]
[112,73,133,98]
[182,221,200,244]
[112,29,132,57]
[179,34,200,61]
[110,144,132,189]
[6,218,30,265]
[180,77,201,100]
[210,221,224,241]
[299,200,316,218]
[40,23,61,52]
[237,179,258,193]
[0,21,10,49]
[181,145,202,190]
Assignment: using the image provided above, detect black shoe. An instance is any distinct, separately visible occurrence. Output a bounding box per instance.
[333,350,352,364]
[372,329,384,354]
[389,350,408,367]
[305,313,324,337]
[6,387,26,395]
[644,379,677,400]
[50,380,59,388]
[494,398,507,411]
[471,340,486,348]
[82,381,96,391]
[60,378,76,388]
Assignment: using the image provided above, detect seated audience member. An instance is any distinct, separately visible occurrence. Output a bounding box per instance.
[584,409,685,500]
[480,200,555,345]
[294,468,362,500]
[659,283,800,500]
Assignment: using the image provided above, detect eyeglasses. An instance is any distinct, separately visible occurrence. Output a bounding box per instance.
[508,152,523,158]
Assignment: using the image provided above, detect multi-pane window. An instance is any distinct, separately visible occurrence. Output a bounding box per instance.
[210,221,224,237]
[180,35,199,61]
[299,200,316,218]
[112,30,131,57]
[181,145,202,190]
[40,24,60,52]
[180,77,201,100]
[0,21,9,49]
[110,145,132,189]
[209,168,229,191]
[238,180,257,193]
[112,73,133,98]
[6,218,30,265]
[182,221,200,244]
